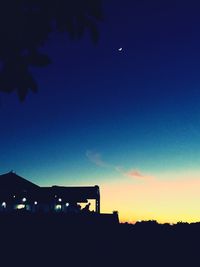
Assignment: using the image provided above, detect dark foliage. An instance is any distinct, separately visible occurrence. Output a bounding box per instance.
[0,0,103,100]
[1,214,200,266]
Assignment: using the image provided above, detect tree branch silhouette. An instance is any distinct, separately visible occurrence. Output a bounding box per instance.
[0,0,103,100]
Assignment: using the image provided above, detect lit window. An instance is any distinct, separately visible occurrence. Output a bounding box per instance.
[2,202,6,208]
[16,204,25,209]
[55,204,62,211]
[58,198,62,202]
[22,198,26,202]
[34,201,38,205]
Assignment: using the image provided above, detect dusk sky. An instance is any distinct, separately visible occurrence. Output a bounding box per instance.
[1,0,200,223]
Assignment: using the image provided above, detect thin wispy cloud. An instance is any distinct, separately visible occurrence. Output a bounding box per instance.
[114,166,153,181]
[125,170,144,178]
[86,150,109,167]
[124,169,155,181]
[86,150,154,181]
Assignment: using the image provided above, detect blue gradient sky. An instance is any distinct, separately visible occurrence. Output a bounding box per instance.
[1,0,200,222]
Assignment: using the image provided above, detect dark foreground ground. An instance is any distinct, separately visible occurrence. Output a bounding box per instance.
[0,213,200,266]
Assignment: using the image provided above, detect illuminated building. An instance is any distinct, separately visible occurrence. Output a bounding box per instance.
[0,171,101,214]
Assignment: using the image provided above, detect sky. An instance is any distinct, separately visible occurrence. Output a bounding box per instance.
[1,0,200,223]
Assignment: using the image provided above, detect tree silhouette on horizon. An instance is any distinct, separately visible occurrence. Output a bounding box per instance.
[0,0,103,101]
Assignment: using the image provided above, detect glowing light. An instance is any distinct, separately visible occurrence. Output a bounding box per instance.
[118,47,123,51]
[66,203,69,207]
[55,204,62,211]
[34,201,38,205]
[16,204,25,209]
[22,198,26,202]
[13,195,16,198]
[58,198,62,202]
[55,195,57,198]
[2,202,6,208]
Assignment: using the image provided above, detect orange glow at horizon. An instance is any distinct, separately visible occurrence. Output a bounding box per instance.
[100,171,200,224]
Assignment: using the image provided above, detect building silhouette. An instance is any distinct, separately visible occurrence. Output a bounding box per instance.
[0,171,118,223]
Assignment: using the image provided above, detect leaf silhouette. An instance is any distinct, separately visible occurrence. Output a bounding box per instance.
[0,0,103,101]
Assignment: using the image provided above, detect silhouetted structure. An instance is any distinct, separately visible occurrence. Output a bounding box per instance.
[0,171,100,213]
[0,171,118,224]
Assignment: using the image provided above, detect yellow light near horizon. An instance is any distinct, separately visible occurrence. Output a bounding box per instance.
[100,173,200,224]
